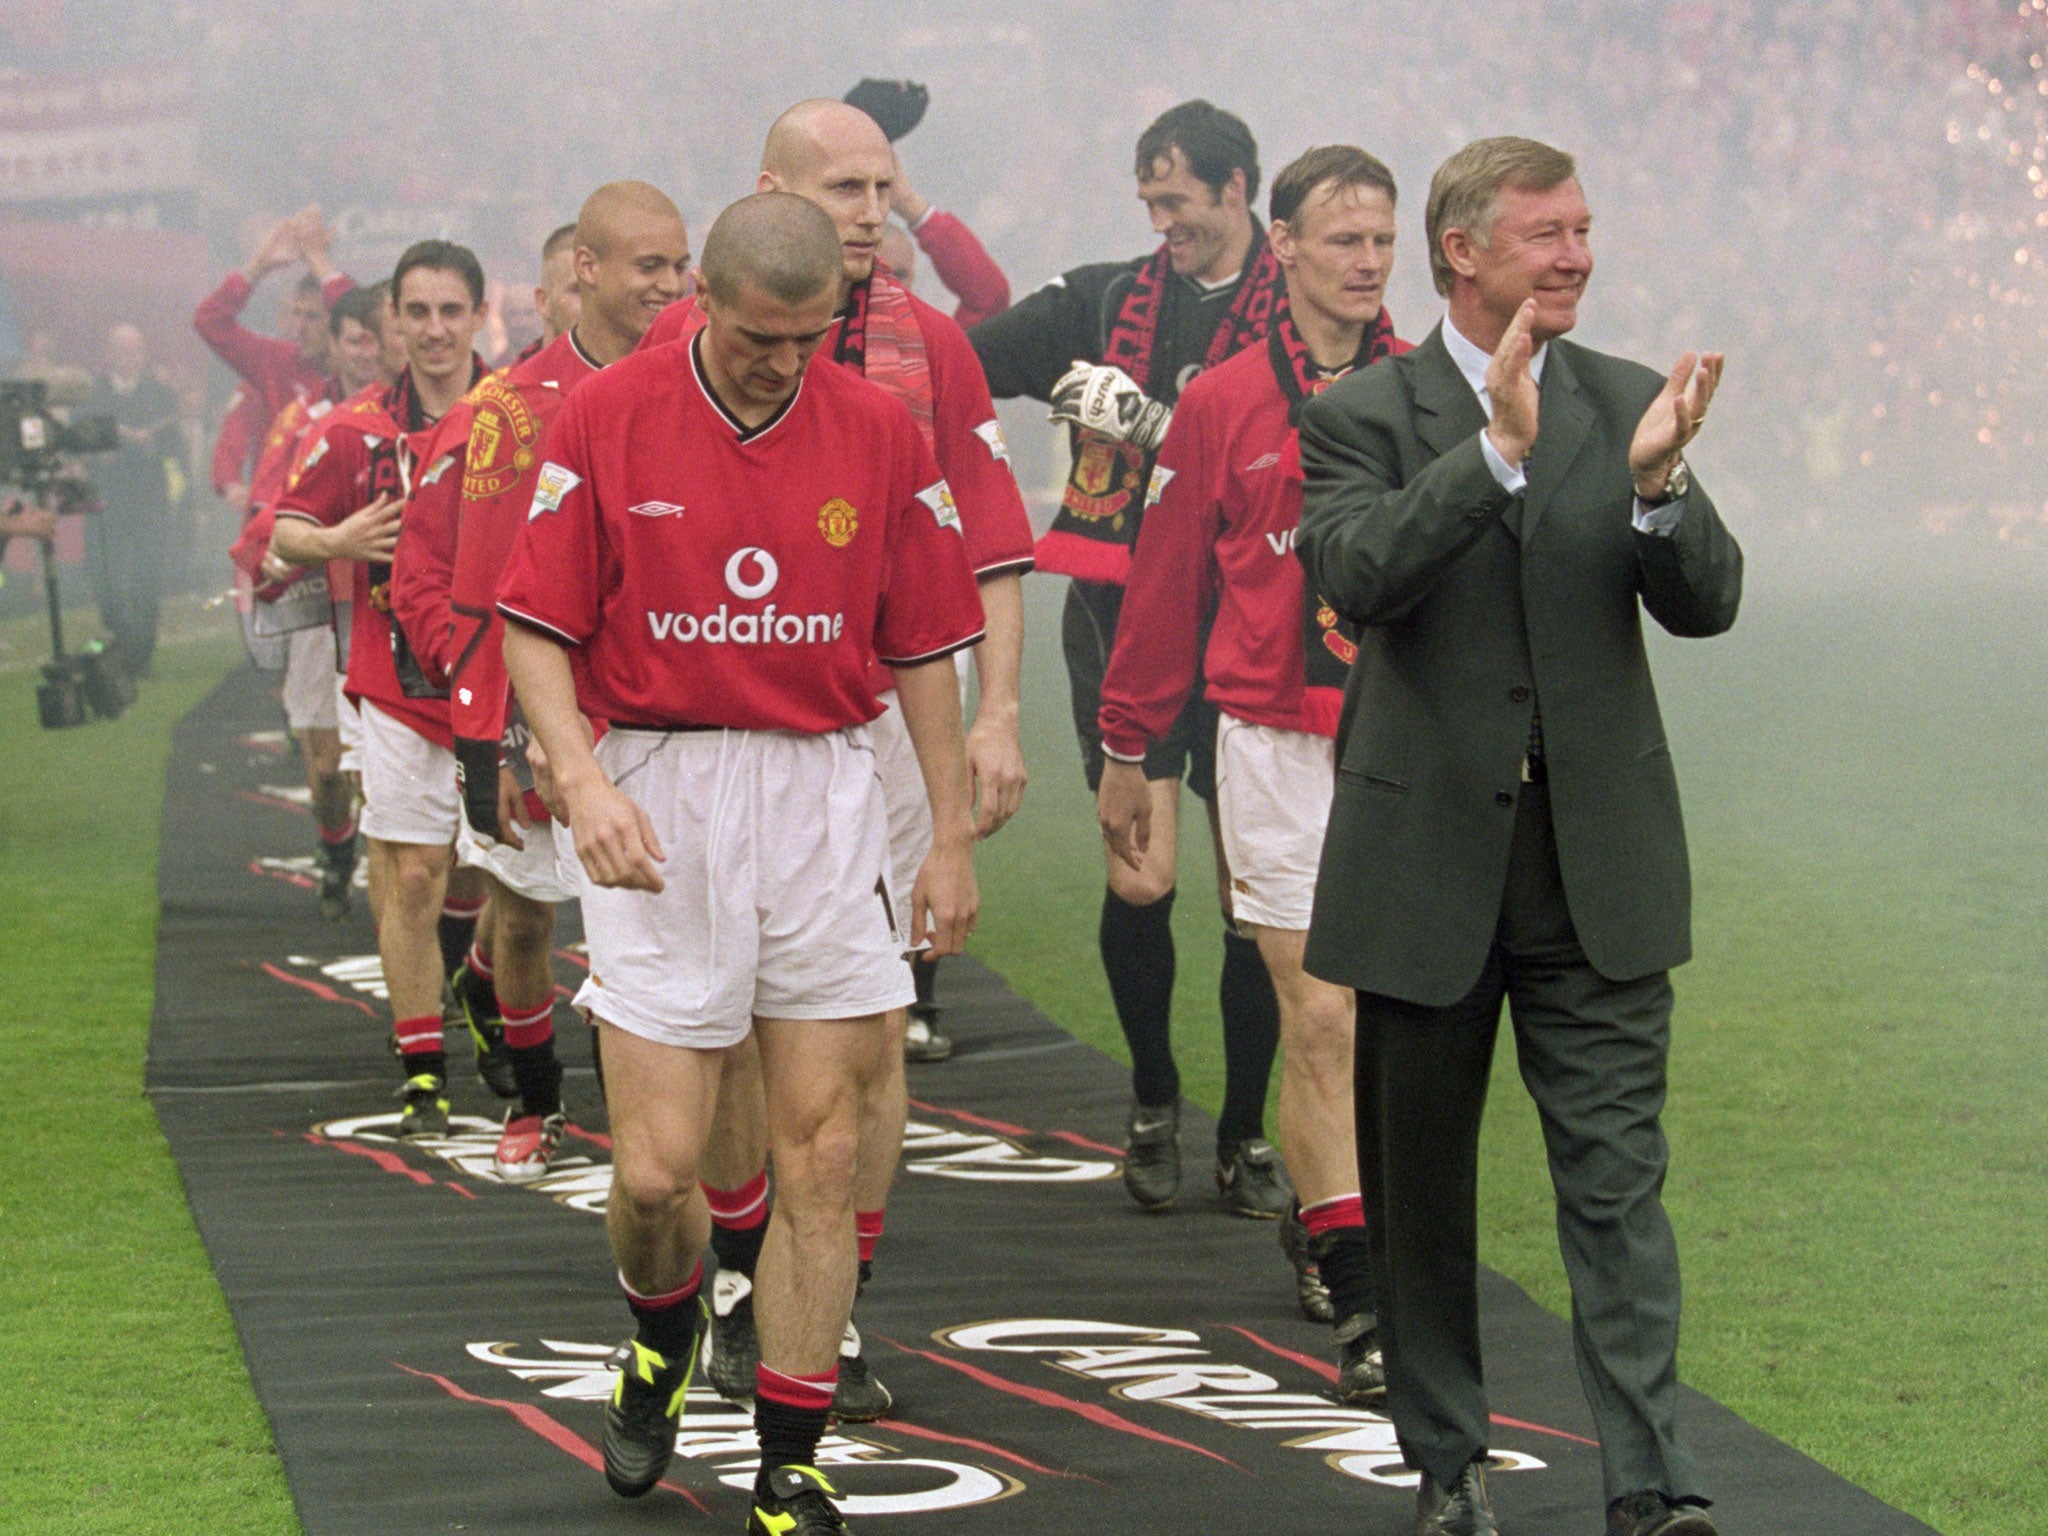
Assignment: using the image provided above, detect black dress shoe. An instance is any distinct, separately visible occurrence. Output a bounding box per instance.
[1606,1491,1716,1536]
[1416,1459,1497,1536]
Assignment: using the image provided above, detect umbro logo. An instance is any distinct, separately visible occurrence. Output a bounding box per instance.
[629,500,685,518]
[1244,452,1281,472]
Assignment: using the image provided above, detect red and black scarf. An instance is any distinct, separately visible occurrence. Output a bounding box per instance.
[1268,297,1397,689]
[834,262,936,449]
[1036,231,1284,585]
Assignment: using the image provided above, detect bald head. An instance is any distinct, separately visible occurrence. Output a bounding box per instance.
[762,98,891,181]
[576,179,685,260]
[699,191,842,307]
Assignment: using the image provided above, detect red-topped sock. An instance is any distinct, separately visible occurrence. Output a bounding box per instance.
[393,1013,446,1085]
[499,996,560,1116]
[622,1260,703,1360]
[704,1169,770,1280]
[753,1364,837,1493]
[1301,1193,1375,1324]
[856,1208,885,1270]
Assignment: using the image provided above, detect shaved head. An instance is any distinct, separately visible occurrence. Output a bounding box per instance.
[576,179,685,260]
[699,191,841,307]
[762,97,891,181]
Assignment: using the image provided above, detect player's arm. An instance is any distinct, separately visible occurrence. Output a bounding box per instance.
[967,266,1106,401]
[1097,404,1218,869]
[502,624,664,893]
[965,572,1024,837]
[891,656,978,958]
[270,428,400,567]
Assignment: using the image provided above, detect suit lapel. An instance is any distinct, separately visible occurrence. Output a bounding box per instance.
[1521,342,1594,542]
[1409,326,1487,461]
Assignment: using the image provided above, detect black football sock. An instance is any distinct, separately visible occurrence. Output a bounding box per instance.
[623,1261,703,1360]
[589,1021,606,1102]
[753,1368,836,1494]
[1303,1197,1377,1325]
[704,1171,770,1278]
[910,952,939,1019]
[459,942,499,1024]
[437,901,482,984]
[499,997,561,1116]
[1217,923,1281,1152]
[1100,885,1178,1106]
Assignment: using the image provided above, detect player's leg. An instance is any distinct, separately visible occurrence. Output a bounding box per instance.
[283,628,357,917]
[699,1035,769,1401]
[1064,579,1191,1211]
[356,701,464,1135]
[596,1017,724,1498]
[481,878,565,1177]
[752,1013,889,1510]
[1102,777,1185,1208]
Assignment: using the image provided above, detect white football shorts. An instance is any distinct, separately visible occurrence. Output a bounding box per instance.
[357,700,460,847]
[281,626,340,732]
[571,724,914,1048]
[457,796,572,905]
[1214,713,1336,933]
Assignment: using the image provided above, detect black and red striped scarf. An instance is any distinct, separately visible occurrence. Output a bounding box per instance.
[1036,231,1283,585]
[834,262,935,449]
[1268,297,1398,689]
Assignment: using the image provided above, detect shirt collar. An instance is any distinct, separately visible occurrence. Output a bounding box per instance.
[1442,310,1546,404]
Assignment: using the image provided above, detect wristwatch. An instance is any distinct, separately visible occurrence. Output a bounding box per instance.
[1640,459,1691,506]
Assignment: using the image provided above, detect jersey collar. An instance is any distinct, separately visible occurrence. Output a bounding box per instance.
[690,332,802,444]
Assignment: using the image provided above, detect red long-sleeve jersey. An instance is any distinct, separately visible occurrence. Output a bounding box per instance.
[1099,342,1372,754]
[387,399,476,691]
[192,269,354,456]
[912,208,1010,330]
[274,370,458,747]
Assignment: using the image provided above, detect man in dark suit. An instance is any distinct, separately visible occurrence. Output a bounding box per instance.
[1296,137,1741,1536]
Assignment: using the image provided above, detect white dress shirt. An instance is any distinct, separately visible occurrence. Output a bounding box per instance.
[1441,313,1682,537]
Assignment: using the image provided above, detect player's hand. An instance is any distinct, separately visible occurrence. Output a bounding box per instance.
[296,205,335,277]
[562,770,665,892]
[1483,299,1541,466]
[1629,350,1722,498]
[965,714,1026,839]
[246,215,302,280]
[1049,362,1174,453]
[910,835,978,958]
[221,479,249,508]
[1097,758,1152,872]
[258,548,293,584]
[329,492,400,564]
[527,715,592,823]
[495,765,528,852]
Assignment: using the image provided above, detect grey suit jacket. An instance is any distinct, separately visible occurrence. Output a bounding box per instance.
[1295,324,1742,1007]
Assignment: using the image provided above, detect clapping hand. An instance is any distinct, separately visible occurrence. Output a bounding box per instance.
[246,215,302,281]
[1629,351,1723,498]
[1484,300,1541,465]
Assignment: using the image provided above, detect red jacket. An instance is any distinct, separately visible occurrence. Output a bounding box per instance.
[912,209,1010,330]
[1099,337,1406,753]
[210,386,257,496]
[387,399,476,691]
[193,269,354,473]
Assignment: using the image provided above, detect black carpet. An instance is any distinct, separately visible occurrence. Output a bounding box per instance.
[149,667,1939,1535]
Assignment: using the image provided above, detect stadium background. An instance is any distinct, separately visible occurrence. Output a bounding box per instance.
[3,2,2046,1533]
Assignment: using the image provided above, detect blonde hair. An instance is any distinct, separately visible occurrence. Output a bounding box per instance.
[1424,137,1577,297]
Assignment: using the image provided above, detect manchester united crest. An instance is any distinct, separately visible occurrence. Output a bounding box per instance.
[1061,430,1145,527]
[818,497,859,548]
[462,378,541,501]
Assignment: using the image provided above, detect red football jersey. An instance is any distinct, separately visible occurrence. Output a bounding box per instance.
[448,331,598,752]
[638,281,1031,583]
[1100,341,1368,753]
[498,335,986,734]
[387,398,476,690]
[274,370,463,747]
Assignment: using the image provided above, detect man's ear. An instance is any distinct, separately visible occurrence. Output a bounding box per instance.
[1441,228,1480,280]
[755,169,781,195]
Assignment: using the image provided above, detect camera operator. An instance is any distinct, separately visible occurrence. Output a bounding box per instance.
[0,498,57,547]
[79,324,179,677]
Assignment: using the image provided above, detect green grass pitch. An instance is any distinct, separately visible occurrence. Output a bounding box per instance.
[3,563,2043,1534]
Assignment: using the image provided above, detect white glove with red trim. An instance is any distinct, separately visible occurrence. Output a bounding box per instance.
[1049,361,1174,453]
